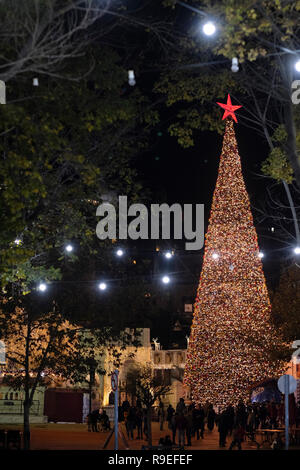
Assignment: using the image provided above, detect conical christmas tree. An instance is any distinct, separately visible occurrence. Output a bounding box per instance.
[184,114,284,407]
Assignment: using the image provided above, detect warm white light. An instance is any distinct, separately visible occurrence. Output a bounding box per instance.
[258,252,264,258]
[231,57,239,73]
[165,251,172,259]
[212,252,219,259]
[99,282,107,290]
[162,276,170,284]
[116,249,124,257]
[295,60,300,73]
[294,247,300,255]
[203,21,216,36]
[128,70,136,86]
[65,244,73,252]
[38,283,47,292]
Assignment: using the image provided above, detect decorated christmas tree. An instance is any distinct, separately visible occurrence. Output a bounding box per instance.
[184,96,284,407]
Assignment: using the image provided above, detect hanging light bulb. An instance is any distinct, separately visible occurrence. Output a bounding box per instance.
[231,57,239,73]
[128,70,136,86]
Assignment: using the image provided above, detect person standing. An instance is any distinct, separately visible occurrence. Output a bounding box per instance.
[226,404,235,435]
[175,412,187,447]
[207,404,216,432]
[158,401,165,431]
[135,406,143,440]
[229,423,245,450]
[91,409,99,432]
[126,406,136,440]
[166,404,175,430]
[194,404,205,439]
[176,398,186,415]
[185,409,193,446]
[218,410,229,448]
[171,413,177,444]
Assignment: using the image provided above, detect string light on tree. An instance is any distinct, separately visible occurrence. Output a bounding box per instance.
[65,244,73,253]
[184,96,284,407]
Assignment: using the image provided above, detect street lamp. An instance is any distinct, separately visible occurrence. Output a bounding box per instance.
[116,249,124,257]
[202,21,216,36]
[38,282,47,292]
[164,251,173,259]
[162,276,170,284]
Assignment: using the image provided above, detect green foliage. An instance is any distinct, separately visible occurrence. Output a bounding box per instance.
[155,69,238,147]
[261,148,294,183]
[272,265,300,342]
[0,46,152,289]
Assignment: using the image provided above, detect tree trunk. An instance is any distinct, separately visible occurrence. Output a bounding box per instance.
[284,98,300,189]
[23,398,31,450]
[23,318,31,450]
[147,407,152,447]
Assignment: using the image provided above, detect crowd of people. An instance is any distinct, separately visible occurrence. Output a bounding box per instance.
[88,396,300,449]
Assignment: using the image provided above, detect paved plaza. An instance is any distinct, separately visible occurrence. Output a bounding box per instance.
[0,422,268,451]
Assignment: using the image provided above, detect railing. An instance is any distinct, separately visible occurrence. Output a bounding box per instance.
[0,399,40,415]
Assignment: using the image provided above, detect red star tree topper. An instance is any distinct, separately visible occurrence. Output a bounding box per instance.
[217,94,242,123]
